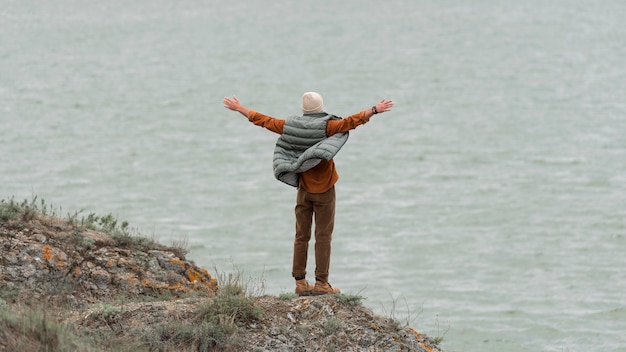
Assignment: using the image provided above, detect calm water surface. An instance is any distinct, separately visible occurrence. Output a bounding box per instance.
[2,1,626,351]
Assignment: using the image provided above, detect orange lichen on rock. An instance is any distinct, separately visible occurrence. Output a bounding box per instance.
[185,267,219,294]
[409,327,435,352]
[168,258,186,270]
[74,266,81,275]
[186,267,203,283]
[42,244,53,261]
[141,278,188,294]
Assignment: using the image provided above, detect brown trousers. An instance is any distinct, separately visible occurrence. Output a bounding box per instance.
[292,186,335,283]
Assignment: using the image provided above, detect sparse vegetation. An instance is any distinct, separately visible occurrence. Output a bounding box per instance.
[189,267,265,349]
[89,303,124,328]
[1,197,447,351]
[0,196,189,258]
[212,265,266,298]
[0,197,21,221]
[279,292,299,300]
[196,292,264,327]
[433,314,450,345]
[0,304,94,352]
[81,212,162,253]
[335,292,365,307]
[381,293,423,330]
[0,196,65,222]
[322,316,342,335]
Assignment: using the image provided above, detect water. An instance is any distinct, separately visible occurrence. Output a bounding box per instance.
[2,1,626,351]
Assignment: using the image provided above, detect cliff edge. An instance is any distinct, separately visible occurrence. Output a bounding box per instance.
[0,198,446,351]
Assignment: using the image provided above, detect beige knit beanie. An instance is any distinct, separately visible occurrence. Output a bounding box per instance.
[302,92,324,113]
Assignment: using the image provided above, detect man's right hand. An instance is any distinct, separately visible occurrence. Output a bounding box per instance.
[223,96,250,117]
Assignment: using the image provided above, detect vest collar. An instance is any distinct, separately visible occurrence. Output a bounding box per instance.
[303,112,327,117]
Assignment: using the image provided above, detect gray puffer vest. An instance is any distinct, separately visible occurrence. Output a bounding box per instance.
[273,113,349,187]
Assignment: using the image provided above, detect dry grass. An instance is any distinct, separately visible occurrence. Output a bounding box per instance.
[1,197,446,352]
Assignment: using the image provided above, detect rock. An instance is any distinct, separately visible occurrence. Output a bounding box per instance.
[0,213,218,304]
[1,208,448,352]
[269,327,281,336]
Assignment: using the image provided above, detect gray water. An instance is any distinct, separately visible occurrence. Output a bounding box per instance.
[2,1,626,351]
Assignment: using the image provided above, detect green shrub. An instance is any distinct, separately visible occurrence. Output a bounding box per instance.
[334,293,364,307]
[0,196,61,222]
[0,197,22,221]
[197,295,263,326]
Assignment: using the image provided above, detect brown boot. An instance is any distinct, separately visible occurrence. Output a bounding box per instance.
[295,279,315,296]
[312,281,340,295]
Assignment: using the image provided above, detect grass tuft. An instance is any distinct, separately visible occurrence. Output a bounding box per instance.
[196,294,263,326]
[433,314,450,345]
[380,293,422,331]
[334,292,365,307]
[0,197,23,221]
[0,196,63,222]
[193,292,263,349]
[279,292,299,301]
[213,265,266,298]
[0,304,94,352]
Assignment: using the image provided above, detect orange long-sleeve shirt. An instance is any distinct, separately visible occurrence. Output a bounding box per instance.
[247,110,371,193]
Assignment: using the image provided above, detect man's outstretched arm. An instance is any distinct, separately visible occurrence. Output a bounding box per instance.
[223,96,285,134]
[327,99,395,135]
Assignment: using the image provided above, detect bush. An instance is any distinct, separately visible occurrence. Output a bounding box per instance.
[192,284,263,350]
[197,295,263,326]
[0,305,94,352]
[0,197,22,221]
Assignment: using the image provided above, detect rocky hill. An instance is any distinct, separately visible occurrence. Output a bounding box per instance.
[0,198,446,351]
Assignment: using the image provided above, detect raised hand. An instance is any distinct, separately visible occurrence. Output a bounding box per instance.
[374,99,394,114]
[223,96,242,111]
[223,96,251,117]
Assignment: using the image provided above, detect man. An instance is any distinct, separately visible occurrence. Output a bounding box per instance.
[223,92,394,295]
